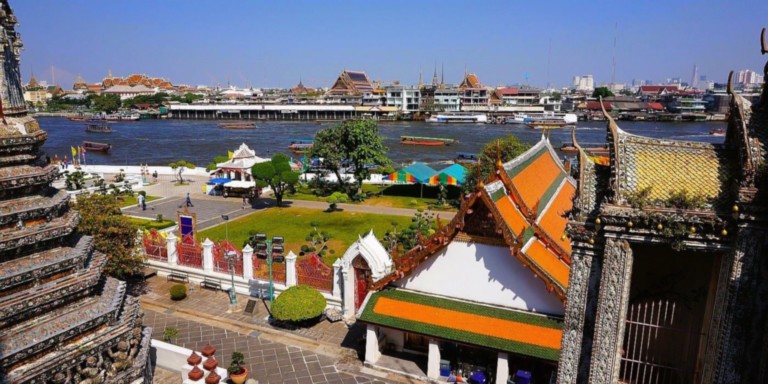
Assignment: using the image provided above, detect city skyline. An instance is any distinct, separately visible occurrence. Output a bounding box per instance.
[13,0,768,89]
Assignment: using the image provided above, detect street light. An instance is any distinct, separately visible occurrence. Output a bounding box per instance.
[254,233,285,304]
[224,250,239,305]
[221,214,238,306]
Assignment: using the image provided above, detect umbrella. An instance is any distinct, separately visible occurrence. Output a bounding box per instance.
[385,162,436,183]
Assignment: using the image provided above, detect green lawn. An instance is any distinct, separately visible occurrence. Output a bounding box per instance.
[198,207,412,265]
[119,195,160,208]
[286,183,457,212]
[127,217,176,230]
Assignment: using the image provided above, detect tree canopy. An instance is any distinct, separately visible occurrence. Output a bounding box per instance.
[74,193,145,280]
[461,134,531,194]
[91,93,121,113]
[310,119,390,195]
[251,153,299,207]
[592,87,614,98]
[169,160,195,183]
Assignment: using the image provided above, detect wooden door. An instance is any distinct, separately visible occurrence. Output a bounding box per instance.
[352,256,371,311]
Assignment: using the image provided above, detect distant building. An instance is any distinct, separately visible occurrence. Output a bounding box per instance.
[572,75,594,92]
[326,70,375,104]
[638,85,680,99]
[101,84,155,100]
[736,69,764,87]
[101,72,175,91]
[384,85,420,114]
[458,72,489,108]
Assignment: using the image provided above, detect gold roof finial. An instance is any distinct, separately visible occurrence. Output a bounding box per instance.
[495,139,503,167]
[727,71,734,95]
[761,27,767,55]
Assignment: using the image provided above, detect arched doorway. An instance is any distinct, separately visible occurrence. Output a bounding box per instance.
[352,256,372,311]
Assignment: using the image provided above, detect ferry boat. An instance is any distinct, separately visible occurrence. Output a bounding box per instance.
[426,112,487,124]
[510,112,578,125]
[104,113,140,121]
[219,121,257,129]
[82,141,112,153]
[85,122,113,133]
[400,136,457,146]
[288,139,313,154]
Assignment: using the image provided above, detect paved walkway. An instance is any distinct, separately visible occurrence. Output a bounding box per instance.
[137,276,424,383]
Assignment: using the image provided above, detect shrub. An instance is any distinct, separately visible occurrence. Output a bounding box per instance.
[169,284,187,300]
[156,213,164,223]
[162,326,179,343]
[271,285,326,322]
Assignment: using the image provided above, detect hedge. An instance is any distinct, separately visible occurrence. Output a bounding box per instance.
[271,285,326,322]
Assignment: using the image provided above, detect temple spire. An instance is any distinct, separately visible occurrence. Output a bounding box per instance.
[440,63,445,89]
[432,63,438,87]
[418,66,422,88]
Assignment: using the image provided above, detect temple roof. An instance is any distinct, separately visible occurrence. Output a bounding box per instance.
[327,70,374,96]
[358,289,562,361]
[340,230,392,281]
[460,73,483,89]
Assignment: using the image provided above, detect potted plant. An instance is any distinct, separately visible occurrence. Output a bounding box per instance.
[227,351,248,384]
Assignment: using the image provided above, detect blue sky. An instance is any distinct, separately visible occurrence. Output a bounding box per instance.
[12,0,768,89]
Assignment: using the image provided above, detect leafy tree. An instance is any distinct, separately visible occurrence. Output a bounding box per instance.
[65,170,86,191]
[326,192,348,211]
[592,87,614,99]
[169,160,195,183]
[74,193,145,280]
[251,153,299,207]
[461,135,532,194]
[91,93,121,113]
[304,221,332,256]
[382,209,436,253]
[205,154,230,172]
[310,120,390,195]
[170,93,204,104]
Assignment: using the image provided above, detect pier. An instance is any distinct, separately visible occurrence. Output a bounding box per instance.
[170,104,374,121]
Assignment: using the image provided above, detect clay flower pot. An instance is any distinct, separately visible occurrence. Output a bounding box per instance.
[201,344,216,358]
[205,370,221,384]
[187,351,202,366]
[229,367,248,384]
[188,366,204,381]
[203,356,218,371]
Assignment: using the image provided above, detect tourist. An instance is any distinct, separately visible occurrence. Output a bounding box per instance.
[242,196,248,210]
[152,170,158,182]
[138,194,146,211]
[185,192,193,207]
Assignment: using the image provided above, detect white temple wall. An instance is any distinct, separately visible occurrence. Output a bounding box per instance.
[392,242,564,316]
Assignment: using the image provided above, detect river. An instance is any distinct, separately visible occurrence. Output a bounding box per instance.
[37,117,726,168]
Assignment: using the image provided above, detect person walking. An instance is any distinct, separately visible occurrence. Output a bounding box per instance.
[242,195,248,210]
[138,193,146,211]
[185,192,193,207]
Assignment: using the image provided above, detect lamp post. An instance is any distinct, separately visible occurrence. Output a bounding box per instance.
[221,214,238,306]
[224,250,238,305]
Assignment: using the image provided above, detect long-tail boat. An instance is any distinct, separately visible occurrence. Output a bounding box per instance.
[82,141,112,153]
[400,136,457,146]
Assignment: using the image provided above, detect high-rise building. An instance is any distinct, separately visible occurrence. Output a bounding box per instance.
[0,1,152,382]
[572,75,594,92]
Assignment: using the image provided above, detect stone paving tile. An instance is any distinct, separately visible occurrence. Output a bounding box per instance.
[145,309,404,384]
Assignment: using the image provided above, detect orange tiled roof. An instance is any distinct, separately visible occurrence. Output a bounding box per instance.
[359,289,562,360]
[481,137,575,298]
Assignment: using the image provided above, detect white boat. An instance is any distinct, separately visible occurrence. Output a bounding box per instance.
[426,112,488,123]
[508,112,578,125]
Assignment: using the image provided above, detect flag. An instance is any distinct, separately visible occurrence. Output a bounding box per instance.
[70,146,77,157]
[227,150,234,160]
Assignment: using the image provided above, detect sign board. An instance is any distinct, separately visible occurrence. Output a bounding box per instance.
[244,299,259,315]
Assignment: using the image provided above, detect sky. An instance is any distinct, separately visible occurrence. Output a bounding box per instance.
[11,0,768,90]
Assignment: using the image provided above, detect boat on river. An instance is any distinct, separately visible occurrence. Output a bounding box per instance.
[525,119,574,129]
[426,112,487,123]
[219,121,257,129]
[401,136,457,146]
[288,139,313,154]
[454,152,479,164]
[85,122,113,133]
[709,127,725,136]
[82,141,112,153]
[559,143,609,156]
[509,112,578,125]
